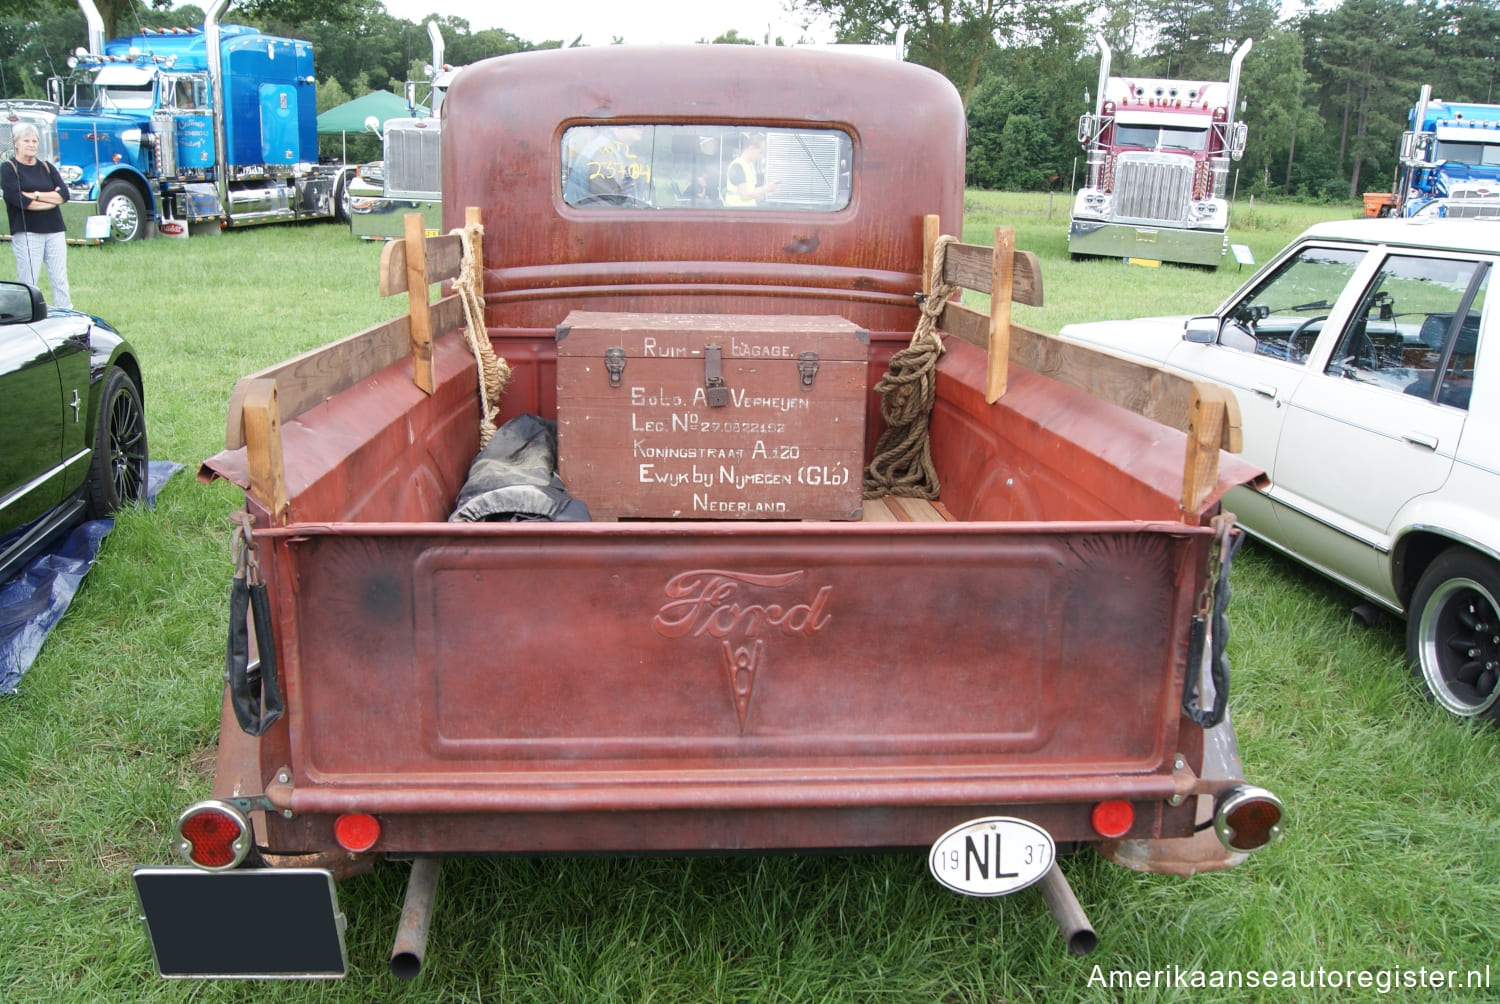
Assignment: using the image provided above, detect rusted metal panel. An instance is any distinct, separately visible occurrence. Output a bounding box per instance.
[253,518,1204,839]
[440,46,965,343]
[261,799,1196,857]
[556,312,868,520]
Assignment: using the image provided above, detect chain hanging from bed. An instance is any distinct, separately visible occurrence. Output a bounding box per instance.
[453,219,511,446]
[862,234,957,500]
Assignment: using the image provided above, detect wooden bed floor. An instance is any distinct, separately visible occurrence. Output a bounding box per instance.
[859,496,954,523]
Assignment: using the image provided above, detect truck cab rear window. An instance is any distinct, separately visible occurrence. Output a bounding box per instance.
[561,124,853,211]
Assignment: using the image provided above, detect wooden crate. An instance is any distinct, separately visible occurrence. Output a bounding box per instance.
[556,311,868,520]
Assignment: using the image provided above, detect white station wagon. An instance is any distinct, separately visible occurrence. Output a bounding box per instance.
[1060,217,1499,724]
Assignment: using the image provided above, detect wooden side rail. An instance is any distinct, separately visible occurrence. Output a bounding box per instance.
[228,208,484,522]
[923,214,1242,516]
[222,299,465,451]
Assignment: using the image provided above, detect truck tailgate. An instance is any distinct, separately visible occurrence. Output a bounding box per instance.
[261,520,1202,814]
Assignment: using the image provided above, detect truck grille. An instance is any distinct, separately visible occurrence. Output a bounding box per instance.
[1442,194,1500,218]
[384,120,441,200]
[764,131,848,208]
[1110,154,1193,224]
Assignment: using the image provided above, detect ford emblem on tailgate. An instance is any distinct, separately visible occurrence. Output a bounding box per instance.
[928,816,1056,897]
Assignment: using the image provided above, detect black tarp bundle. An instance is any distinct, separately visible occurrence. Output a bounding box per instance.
[448,415,591,523]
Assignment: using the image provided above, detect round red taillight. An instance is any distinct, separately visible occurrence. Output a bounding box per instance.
[1214,786,1286,852]
[176,801,251,870]
[334,812,382,853]
[1091,800,1135,839]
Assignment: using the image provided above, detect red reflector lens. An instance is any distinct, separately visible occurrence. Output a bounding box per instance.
[334,812,382,853]
[1091,800,1135,839]
[1224,798,1282,851]
[180,808,245,868]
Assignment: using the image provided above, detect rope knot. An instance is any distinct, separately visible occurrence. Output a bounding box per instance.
[862,235,957,500]
[452,221,510,446]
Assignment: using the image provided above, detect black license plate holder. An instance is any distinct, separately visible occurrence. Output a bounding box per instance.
[132,866,347,978]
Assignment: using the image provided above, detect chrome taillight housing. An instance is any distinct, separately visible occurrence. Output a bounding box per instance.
[175,800,252,871]
[1213,785,1286,852]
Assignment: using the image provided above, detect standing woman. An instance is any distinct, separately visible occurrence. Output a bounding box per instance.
[1,123,71,309]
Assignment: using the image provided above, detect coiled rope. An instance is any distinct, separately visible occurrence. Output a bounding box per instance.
[452,220,510,446]
[862,234,957,500]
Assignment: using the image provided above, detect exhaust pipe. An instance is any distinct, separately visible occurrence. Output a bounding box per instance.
[203,0,232,224]
[76,0,106,55]
[390,857,442,980]
[425,20,446,114]
[1037,863,1097,956]
[1223,37,1254,134]
[1092,33,1111,119]
[426,20,445,72]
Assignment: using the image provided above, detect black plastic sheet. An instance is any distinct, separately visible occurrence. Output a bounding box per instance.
[1,461,179,695]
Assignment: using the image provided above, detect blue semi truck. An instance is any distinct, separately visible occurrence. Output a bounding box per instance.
[1386,84,1500,218]
[0,0,349,243]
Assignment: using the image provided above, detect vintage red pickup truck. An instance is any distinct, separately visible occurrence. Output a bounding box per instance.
[132,44,1283,979]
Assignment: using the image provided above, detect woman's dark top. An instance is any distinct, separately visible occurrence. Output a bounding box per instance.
[1,158,69,235]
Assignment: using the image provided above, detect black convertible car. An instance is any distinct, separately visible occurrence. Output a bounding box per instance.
[0,280,146,584]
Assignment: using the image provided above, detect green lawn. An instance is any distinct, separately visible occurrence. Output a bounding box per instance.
[1,197,1496,1003]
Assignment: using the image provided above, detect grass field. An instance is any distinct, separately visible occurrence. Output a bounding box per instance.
[2,194,1497,1003]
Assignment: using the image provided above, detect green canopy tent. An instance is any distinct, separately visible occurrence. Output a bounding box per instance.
[317,90,430,162]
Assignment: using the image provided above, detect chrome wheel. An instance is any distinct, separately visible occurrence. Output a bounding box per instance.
[99,179,147,242]
[1409,550,1500,721]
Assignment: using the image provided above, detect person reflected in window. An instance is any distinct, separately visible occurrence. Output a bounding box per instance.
[723,132,778,207]
[685,136,722,207]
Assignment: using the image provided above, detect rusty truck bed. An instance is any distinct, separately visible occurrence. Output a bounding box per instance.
[201,310,1263,856]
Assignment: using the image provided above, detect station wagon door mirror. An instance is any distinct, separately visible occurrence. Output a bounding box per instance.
[1183,315,1220,344]
[0,281,46,323]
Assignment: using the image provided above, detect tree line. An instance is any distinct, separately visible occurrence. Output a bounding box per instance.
[4,0,1497,203]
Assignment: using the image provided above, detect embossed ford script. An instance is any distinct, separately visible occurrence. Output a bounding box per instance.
[652,569,833,732]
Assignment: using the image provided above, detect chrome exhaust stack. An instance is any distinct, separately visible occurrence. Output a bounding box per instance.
[1038,863,1097,956]
[389,857,442,980]
[76,0,106,55]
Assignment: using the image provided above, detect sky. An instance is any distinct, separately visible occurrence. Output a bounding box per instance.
[376,0,837,48]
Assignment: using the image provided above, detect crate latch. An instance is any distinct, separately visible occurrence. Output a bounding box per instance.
[704,344,729,407]
[604,347,626,387]
[798,351,820,388]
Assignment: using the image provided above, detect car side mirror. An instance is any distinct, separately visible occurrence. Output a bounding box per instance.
[0,281,46,324]
[1183,315,1220,344]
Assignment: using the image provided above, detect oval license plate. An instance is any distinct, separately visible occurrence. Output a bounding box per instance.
[928,816,1056,897]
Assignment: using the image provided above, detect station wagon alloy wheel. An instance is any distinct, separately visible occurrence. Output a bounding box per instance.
[1409,549,1500,722]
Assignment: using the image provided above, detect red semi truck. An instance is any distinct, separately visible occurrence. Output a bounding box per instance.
[132,43,1283,979]
[1070,34,1252,267]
